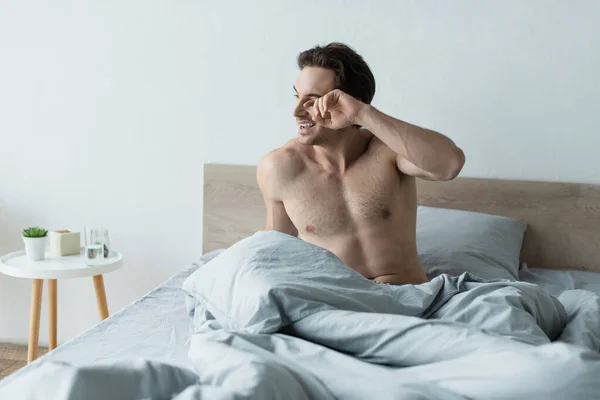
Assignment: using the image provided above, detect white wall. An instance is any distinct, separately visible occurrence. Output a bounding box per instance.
[1,1,599,345]
[0,1,207,344]
[201,0,600,183]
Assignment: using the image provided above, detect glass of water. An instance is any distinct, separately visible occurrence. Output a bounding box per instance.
[84,226,105,265]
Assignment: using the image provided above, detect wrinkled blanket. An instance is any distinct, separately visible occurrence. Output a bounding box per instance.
[3,231,600,400]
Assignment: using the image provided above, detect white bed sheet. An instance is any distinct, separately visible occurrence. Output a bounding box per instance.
[3,260,203,386]
[5,250,600,387]
[519,263,600,297]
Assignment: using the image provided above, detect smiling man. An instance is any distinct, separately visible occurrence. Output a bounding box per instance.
[257,43,465,285]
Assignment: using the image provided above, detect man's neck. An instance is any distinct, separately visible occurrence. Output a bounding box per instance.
[312,127,372,172]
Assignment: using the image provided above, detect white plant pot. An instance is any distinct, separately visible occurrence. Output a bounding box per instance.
[23,236,47,261]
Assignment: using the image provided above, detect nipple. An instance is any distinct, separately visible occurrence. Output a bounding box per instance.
[306,224,316,233]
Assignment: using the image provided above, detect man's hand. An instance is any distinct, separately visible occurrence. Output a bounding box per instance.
[303,89,366,130]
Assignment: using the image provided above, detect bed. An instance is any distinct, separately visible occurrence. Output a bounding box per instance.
[1,163,600,399]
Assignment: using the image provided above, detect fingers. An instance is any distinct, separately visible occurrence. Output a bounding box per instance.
[321,96,331,120]
[311,103,325,124]
[303,99,315,108]
[313,113,325,125]
[303,99,321,119]
[303,100,320,123]
[304,97,329,113]
[303,97,328,125]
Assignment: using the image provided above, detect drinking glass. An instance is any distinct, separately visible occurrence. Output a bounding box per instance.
[102,229,111,257]
[84,226,105,264]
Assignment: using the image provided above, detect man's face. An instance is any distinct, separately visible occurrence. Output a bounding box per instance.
[293,67,336,145]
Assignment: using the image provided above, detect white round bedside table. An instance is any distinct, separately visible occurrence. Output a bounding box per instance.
[0,249,123,363]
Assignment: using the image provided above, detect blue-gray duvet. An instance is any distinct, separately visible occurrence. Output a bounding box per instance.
[3,231,600,399]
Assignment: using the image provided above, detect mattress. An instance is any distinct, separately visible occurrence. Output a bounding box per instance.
[4,251,600,386]
[3,260,203,385]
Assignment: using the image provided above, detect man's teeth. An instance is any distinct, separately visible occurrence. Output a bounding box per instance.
[300,123,315,129]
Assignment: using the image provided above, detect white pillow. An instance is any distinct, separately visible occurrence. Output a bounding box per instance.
[417,206,527,281]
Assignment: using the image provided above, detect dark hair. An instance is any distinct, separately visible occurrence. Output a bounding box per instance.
[297,42,375,104]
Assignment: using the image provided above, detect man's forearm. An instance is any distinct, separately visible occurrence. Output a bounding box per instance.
[355,104,464,179]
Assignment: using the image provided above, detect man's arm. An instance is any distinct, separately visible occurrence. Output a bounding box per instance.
[356,105,465,181]
[306,90,465,181]
[256,153,299,236]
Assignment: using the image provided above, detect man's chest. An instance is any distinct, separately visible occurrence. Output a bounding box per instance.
[282,164,403,235]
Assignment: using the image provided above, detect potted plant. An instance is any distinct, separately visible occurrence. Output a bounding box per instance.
[22,227,49,261]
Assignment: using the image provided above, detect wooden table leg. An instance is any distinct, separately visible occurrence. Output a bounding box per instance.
[28,279,43,363]
[48,279,57,350]
[93,275,109,320]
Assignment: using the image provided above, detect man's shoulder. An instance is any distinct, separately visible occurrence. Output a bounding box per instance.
[257,140,307,192]
[258,140,306,177]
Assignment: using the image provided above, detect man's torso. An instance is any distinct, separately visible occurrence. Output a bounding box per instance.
[276,135,427,284]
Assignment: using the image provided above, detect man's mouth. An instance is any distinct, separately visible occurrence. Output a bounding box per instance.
[298,122,316,133]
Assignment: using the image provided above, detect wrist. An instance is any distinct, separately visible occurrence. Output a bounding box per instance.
[354,103,374,127]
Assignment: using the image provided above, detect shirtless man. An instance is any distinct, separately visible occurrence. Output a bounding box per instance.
[257,43,465,285]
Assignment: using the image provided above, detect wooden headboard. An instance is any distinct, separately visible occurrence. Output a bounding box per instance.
[203,163,600,272]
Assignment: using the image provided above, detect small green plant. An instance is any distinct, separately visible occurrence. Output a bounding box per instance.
[22,227,48,238]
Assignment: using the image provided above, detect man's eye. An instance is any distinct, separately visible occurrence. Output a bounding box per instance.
[293,94,299,99]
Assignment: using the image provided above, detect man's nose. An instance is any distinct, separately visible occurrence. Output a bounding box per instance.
[293,101,307,118]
